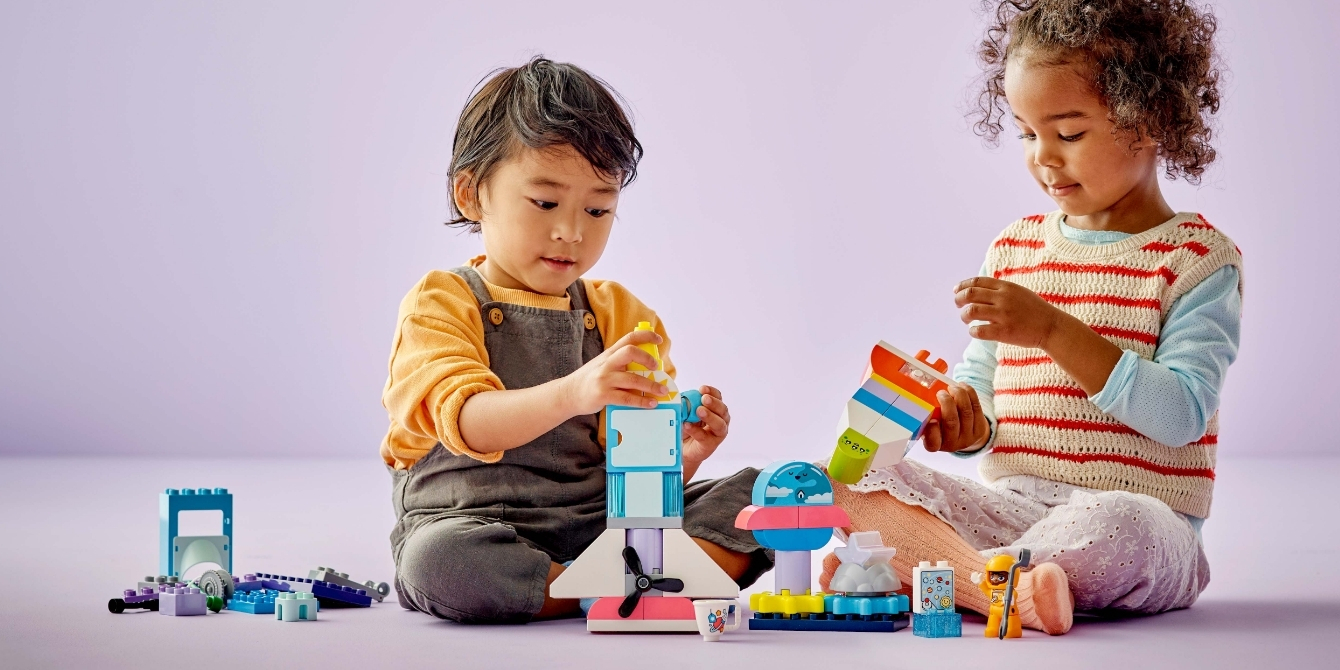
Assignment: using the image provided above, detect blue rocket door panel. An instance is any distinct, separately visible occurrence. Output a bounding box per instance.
[607,406,680,469]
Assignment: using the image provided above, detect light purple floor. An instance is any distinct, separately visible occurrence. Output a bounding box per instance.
[2,454,1337,669]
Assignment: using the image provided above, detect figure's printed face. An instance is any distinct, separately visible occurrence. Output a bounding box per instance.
[464,144,620,297]
[988,570,1009,587]
[1003,52,1160,219]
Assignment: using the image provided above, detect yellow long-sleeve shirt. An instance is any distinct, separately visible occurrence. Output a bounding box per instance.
[380,256,674,470]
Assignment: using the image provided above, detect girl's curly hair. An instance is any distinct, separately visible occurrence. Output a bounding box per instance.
[971,0,1223,183]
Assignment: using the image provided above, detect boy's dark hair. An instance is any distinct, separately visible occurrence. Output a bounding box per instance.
[446,57,643,231]
[971,0,1223,184]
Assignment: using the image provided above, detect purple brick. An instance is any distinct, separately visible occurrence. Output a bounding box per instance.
[124,587,159,604]
[160,586,207,616]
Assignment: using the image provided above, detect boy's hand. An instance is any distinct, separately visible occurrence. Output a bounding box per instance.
[682,386,729,470]
[921,382,989,453]
[954,277,1063,349]
[561,329,670,416]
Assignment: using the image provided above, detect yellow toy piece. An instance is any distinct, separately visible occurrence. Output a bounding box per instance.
[749,589,826,616]
[627,321,678,401]
[976,554,1022,639]
[627,322,661,371]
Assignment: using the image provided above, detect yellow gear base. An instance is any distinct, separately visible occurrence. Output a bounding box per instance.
[750,589,826,615]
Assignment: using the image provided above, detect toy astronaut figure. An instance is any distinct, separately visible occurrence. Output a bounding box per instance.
[973,554,1023,639]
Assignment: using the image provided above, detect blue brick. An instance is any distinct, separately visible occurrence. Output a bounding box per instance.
[312,580,372,608]
[912,612,963,638]
[227,589,281,615]
[748,612,909,633]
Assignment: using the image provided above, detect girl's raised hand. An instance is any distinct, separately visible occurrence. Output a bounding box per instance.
[921,382,990,453]
[560,329,669,416]
[954,277,1063,349]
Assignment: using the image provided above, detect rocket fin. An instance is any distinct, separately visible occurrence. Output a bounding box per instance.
[662,528,739,598]
[549,528,627,599]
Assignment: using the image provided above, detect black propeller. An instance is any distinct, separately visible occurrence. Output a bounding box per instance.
[618,546,684,618]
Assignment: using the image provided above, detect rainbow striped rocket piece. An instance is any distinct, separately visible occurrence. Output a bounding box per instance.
[829,342,952,485]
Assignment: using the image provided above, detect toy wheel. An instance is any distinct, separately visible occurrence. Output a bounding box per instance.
[108,598,126,614]
[680,389,704,423]
[364,580,390,597]
[198,569,235,601]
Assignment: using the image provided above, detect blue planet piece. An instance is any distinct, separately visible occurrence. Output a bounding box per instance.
[752,527,835,552]
[751,461,834,507]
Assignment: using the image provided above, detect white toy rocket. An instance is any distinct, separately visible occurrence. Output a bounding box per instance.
[550,322,738,632]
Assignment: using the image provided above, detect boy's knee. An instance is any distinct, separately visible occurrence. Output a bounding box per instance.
[683,468,774,587]
[396,518,549,623]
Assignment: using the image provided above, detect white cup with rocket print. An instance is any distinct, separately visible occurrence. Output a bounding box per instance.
[692,599,740,641]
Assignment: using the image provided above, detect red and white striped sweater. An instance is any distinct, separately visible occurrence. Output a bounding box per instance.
[979,211,1243,519]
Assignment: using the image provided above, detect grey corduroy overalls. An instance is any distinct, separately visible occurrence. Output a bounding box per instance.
[389,266,771,623]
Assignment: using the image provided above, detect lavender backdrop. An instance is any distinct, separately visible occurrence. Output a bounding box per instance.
[0,1,1333,460]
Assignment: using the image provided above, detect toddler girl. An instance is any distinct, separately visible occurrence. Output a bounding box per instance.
[821,0,1238,635]
[381,58,770,623]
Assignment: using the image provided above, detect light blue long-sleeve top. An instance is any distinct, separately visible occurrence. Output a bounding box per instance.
[951,220,1242,531]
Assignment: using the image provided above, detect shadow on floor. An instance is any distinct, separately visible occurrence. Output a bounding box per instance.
[1074,599,1340,634]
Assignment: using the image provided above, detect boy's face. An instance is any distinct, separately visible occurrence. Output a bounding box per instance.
[462,144,619,297]
[1004,54,1160,220]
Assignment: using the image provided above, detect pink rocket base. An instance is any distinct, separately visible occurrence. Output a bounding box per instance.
[587,596,697,633]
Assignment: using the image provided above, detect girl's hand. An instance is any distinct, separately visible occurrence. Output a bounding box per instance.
[818,550,841,593]
[682,386,729,473]
[560,329,670,416]
[921,382,990,453]
[954,277,1063,349]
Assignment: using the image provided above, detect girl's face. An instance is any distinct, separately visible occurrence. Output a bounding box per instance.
[1004,53,1161,221]
[456,144,619,297]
